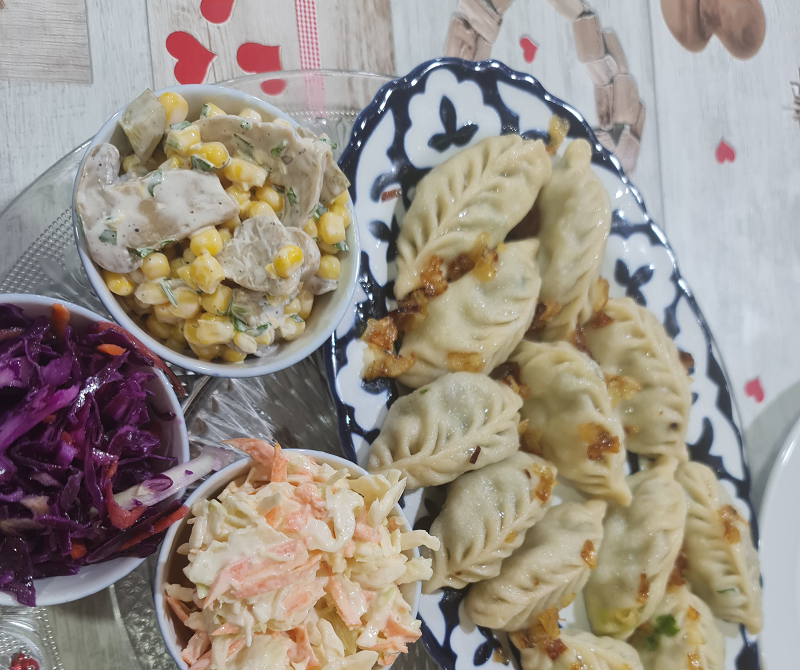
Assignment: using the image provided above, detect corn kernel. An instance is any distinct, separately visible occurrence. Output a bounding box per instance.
[302,219,318,238]
[239,108,262,122]
[169,287,201,320]
[103,270,134,296]
[153,302,181,325]
[224,158,267,189]
[222,348,247,363]
[182,248,198,264]
[200,285,233,315]
[146,314,173,339]
[200,102,226,118]
[189,254,225,294]
[169,257,187,277]
[317,255,341,281]
[254,185,283,212]
[130,269,146,284]
[195,313,234,345]
[331,190,349,208]
[284,298,301,315]
[183,318,202,346]
[281,316,306,342]
[264,263,278,279]
[190,228,224,257]
[188,341,222,361]
[219,215,241,232]
[297,288,314,320]
[255,327,275,346]
[233,332,258,354]
[218,227,232,244]
[122,154,147,176]
[159,92,189,127]
[272,245,304,278]
[171,323,187,345]
[189,142,230,169]
[225,185,251,216]
[331,204,351,228]
[164,337,185,352]
[274,119,292,128]
[318,211,346,245]
[247,201,275,219]
[141,252,170,280]
[160,156,185,171]
[135,281,170,305]
[164,124,200,156]
[176,265,199,290]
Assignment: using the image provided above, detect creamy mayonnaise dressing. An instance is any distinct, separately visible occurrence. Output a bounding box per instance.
[76,144,237,273]
[195,116,349,228]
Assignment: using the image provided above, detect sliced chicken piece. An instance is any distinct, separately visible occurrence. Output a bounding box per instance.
[215,213,320,296]
[76,144,238,273]
[195,116,349,227]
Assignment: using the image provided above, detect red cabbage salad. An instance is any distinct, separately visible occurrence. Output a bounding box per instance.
[0,302,232,605]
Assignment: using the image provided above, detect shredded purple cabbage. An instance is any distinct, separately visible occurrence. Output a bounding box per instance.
[0,303,179,605]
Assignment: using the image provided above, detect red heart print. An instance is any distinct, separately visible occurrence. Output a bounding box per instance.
[261,79,287,95]
[200,0,236,24]
[744,378,764,403]
[165,32,215,84]
[237,42,281,74]
[520,36,538,63]
[715,140,735,164]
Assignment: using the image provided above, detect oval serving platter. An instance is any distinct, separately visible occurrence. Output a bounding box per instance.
[324,59,760,670]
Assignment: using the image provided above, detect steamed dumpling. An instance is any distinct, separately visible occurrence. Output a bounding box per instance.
[398,239,541,388]
[675,461,762,633]
[424,452,556,593]
[534,139,611,341]
[394,135,551,299]
[630,584,725,670]
[585,297,692,461]
[584,456,686,639]
[511,626,644,670]
[511,340,631,505]
[367,372,523,489]
[464,500,606,631]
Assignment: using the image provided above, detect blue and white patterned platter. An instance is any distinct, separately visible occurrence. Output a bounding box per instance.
[323,59,760,670]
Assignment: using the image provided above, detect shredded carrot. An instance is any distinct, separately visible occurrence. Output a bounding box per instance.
[70,540,86,560]
[51,303,70,338]
[118,505,189,551]
[96,343,126,356]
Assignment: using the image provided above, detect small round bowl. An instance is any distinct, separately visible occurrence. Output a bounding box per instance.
[155,450,421,669]
[73,84,359,378]
[0,293,189,606]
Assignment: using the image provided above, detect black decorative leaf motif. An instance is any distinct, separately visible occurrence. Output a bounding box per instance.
[614,259,654,306]
[429,96,478,152]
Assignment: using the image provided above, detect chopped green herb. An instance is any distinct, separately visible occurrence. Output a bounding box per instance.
[312,203,327,220]
[320,137,337,151]
[170,121,192,130]
[222,296,234,316]
[272,184,285,194]
[240,119,252,131]
[158,279,178,307]
[234,134,255,160]
[160,239,177,249]
[231,304,248,317]
[199,104,211,119]
[641,635,659,652]
[165,138,180,151]
[286,187,298,206]
[418,389,428,395]
[333,241,349,252]
[716,588,736,594]
[146,169,163,196]
[254,323,270,335]
[653,614,679,637]
[132,247,156,258]
[99,229,117,245]
[289,314,303,323]
[190,154,216,172]
[271,139,288,158]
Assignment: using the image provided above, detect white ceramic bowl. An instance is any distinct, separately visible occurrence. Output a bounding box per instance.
[73,84,359,377]
[0,293,189,606]
[155,450,421,669]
